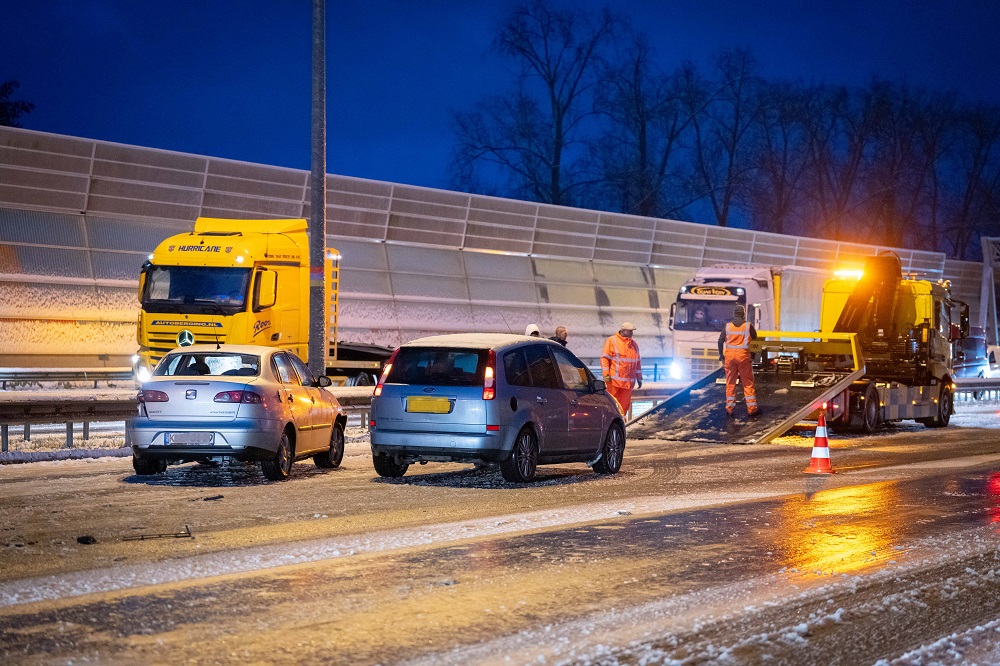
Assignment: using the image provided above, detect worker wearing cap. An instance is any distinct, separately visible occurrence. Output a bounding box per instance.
[601,322,642,415]
[718,304,759,418]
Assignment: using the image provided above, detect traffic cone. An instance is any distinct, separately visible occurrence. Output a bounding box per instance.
[804,410,835,474]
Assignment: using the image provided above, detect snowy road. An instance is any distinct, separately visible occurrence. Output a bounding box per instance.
[2,407,1000,664]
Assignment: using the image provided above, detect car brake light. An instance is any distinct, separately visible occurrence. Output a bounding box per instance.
[483,350,496,400]
[138,389,169,403]
[374,348,399,398]
[369,419,376,428]
[214,390,263,403]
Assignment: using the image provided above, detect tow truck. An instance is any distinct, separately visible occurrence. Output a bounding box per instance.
[629,252,967,443]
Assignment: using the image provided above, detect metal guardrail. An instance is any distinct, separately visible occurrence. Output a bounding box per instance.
[0,389,377,453]
[953,377,1000,401]
[0,367,134,390]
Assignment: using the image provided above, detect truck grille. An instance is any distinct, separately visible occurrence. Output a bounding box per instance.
[146,331,228,363]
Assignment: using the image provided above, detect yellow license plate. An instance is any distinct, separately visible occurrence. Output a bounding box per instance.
[405,396,452,414]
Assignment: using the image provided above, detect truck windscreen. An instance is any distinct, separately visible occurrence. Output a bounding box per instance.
[674,300,739,331]
[142,266,251,315]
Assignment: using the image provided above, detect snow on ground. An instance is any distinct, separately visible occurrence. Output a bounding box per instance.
[400,524,1000,666]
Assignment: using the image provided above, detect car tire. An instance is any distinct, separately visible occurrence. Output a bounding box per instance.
[500,427,538,483]
[132,456,166,475]
[314,422,345,469]
[923,386,953,429]
[352,373,374,387]
[262,430,294,481]
[848,383,880,434]
[372,453,408,478]
[593,423,625,475]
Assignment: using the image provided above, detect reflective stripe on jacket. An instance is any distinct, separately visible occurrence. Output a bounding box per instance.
[600,333,642,386]
[724,322,751,350]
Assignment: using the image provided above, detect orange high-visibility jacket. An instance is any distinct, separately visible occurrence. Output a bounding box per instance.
[600,333,642,388]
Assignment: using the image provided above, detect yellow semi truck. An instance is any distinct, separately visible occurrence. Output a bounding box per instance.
[132,217,391,384]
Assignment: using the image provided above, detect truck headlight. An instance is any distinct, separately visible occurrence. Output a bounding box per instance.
[669,361,682,380]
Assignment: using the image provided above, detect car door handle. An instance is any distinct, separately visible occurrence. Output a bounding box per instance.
[536,396,547,404]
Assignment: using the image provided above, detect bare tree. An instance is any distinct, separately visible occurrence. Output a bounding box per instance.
[744,80,812,235]
[0,80,35,127]
[590,34,700,217]
[451,0,618,206]
[688,49,762,227]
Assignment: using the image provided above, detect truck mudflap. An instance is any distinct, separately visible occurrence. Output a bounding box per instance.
[627,331,865,444]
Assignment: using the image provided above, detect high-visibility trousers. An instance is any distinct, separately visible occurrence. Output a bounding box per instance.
[608,383,633,416]
[724,349,757,414]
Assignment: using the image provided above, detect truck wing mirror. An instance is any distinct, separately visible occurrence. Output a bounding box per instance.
[138,261,150,304]
[949,323,961,342]
[668,303,676,331]
[254,270,277,311]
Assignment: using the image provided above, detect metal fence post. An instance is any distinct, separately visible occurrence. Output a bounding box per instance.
[23,423,29,441]
[1,425,8,453]
[66,422,73,448]
[83,421,90,441]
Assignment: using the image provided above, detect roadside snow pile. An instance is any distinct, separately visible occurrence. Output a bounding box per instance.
[0,449,130,464]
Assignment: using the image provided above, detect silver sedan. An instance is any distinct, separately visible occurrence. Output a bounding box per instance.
[127,344,345,481]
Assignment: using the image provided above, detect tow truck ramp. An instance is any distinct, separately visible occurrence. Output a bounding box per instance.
[627,332,865,444]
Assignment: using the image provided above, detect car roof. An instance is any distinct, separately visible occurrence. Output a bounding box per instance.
[162,344,279,356]
[401,333,556,350]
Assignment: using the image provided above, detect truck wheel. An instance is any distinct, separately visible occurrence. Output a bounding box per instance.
[848,383,880,434]
[923,386,953,429]
[372,453,408,478]
[352,373,374,387]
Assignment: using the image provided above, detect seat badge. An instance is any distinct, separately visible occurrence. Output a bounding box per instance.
[186,389,197,400]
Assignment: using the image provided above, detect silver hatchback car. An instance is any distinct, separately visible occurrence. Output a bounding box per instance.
[127,344,346,481]
[369,334,626,482]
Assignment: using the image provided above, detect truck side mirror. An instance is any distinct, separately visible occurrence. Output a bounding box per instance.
[949,323,961,342]
[668,303,676,331]
[254,270,277,311]
[138,261,150,304]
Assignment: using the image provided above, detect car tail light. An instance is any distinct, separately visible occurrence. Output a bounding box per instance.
[369,419,376,429]
[214,390,263,404]
[137,389,169,403]
[373,348,399,398]
[483,350,496,400]
[487,424,500,431]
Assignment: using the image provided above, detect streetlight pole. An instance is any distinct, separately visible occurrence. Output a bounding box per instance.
[308,0,328,377]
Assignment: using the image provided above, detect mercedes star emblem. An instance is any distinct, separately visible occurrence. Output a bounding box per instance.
[177,329,195,346]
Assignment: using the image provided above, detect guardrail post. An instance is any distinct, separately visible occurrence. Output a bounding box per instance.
[66,422,73,448]
[1,425,8,452]
[83,421,90,441]
[23,423,29,441]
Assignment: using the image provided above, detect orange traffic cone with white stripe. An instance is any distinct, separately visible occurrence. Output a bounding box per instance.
[804,410,835,474]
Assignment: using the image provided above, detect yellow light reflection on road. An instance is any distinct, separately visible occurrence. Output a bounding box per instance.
[777,481,901,576]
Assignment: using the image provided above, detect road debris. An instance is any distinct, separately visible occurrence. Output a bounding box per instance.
[122,525,193,541]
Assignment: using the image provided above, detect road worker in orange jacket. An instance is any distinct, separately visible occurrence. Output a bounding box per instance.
[718,304,759,418]
[601,322,642,416]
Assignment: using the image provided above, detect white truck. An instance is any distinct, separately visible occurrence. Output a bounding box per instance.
[667,264,829,380]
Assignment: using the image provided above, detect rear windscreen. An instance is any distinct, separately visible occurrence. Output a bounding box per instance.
[387,348,487,386]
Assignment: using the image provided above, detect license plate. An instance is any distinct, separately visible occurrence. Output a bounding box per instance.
[165,432,215,445]
[405,396,452,414]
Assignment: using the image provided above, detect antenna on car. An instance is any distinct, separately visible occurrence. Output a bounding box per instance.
[499,312,513,334]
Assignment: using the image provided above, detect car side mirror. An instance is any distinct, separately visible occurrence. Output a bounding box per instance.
[316,375,332,387]
[592,379,606,392]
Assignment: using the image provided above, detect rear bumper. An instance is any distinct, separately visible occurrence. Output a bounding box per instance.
[127,417,281,461]
[370,429,510,464]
